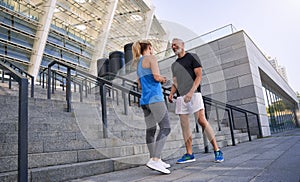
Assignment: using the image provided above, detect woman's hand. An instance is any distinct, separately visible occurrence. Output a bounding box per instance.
[168,93,174,103]
[160,76,167,84]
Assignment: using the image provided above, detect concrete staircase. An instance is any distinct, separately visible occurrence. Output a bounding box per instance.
[0,81,257,181]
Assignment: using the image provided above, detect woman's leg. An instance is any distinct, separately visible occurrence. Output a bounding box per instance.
[150,102,171,159]
[142,104,157,158]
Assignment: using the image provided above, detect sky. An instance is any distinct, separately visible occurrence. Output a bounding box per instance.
[151,0,300,93]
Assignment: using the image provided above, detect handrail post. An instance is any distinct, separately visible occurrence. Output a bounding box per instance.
[230,109,236,129]
[85,79,88,98]
[2,70,4,83]
[18,78,28,182]
[79,84,83,102]
[256,114,262,138]
[47,66,51,99]
[62,78,65,91]
[133,85,136,104]
[39,72,41,85]
[66,67,72,112]
[42,72,45,88]
[116,90,119,105]
[215,104,221,131]
[9,74,12,89]
[203,102,209,153]
[245,112,251,141]
[30,76,34,98]
[89,81,91,94]
[100,84,108,138]
[52,71,55,94]
[122,80,128,115]
[227,109,236,146]
[128,92,131,106]
[54,73,57,91]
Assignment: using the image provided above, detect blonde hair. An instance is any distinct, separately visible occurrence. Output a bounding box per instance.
[132,40,152,67]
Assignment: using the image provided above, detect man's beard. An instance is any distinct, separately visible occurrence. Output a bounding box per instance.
[174,48,182,55]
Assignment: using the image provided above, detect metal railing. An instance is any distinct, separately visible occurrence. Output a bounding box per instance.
[162,86,262,152]
[203,97,263,144]
[98,72,262,146]
[156,24,237,61]
[0,58,34,97]
[46,60,141,138]
[0,61,28,182]
[43,60,262,149]
[125,24,238,74]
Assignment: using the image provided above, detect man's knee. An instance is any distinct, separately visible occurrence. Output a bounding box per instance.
[198,118,208,127]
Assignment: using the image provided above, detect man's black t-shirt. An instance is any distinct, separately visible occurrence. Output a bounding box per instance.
[171,52,202,96]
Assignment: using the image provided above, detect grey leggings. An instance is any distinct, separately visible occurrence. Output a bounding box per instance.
[141,101,171,158]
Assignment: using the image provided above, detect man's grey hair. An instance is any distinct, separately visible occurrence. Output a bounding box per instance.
[172,38,184,43]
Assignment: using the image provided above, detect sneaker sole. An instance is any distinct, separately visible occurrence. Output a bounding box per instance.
[146,164,170,174]
[214,159,224,163]
[164,165,171,168]
[176,158,196,164]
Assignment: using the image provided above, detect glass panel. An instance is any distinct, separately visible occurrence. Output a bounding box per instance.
[7,46,30,62]
[45,45,60,58]
[10,31,33,48]
[65,41,81,54]
[0,26,8,40]
[62,50,79,64]
[0,44,5,55]
[48,34,64,46]
[262,85,297,134]
[13,18,36,35]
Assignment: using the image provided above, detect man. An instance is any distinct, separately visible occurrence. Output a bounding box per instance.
[168,38,224,163]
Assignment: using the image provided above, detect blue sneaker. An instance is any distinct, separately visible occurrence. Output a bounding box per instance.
[177,153,196,164]
[214,150,224,162]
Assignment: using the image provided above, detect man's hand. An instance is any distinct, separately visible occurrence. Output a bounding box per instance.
[160,76,167,84]
[168,93,174,103]
[184,91,193,103]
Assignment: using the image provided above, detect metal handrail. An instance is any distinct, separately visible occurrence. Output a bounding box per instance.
[162,86,262,147]
[99,73,262,141]
[42,69,96,103]
[0,58,34,97]
[46,60,141,138]
[203,96,262,138]
[45,60,262,143]
[0,61,28,182]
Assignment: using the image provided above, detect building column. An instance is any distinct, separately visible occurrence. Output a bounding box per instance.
[28,0,57,80]
[142,6,155,39]
[89,0,118,76]
[296,103,300,127]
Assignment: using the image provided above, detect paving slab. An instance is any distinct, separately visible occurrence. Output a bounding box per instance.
[72,128,300,182]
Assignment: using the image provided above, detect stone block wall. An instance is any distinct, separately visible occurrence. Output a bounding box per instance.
[158,31,298,137]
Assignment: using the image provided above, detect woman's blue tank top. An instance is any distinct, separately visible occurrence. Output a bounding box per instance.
[137,57,164,105]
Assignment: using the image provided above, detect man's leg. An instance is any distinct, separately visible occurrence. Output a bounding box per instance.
[179,114,193,154]
[195,109,219,151]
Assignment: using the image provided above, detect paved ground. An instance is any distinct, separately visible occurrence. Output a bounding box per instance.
[72,128,300,182]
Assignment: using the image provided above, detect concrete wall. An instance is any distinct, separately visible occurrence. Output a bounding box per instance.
[158,30,299,137]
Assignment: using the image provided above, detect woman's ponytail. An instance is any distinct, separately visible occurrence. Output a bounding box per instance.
[131,40,152,67]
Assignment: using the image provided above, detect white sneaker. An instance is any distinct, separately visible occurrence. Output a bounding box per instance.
[146,160,170,174]
[159,159,171,168]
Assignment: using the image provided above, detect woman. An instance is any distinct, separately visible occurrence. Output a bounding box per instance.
[132,40,171,174]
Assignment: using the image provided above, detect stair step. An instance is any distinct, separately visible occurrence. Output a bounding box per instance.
[0,79,258,181]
